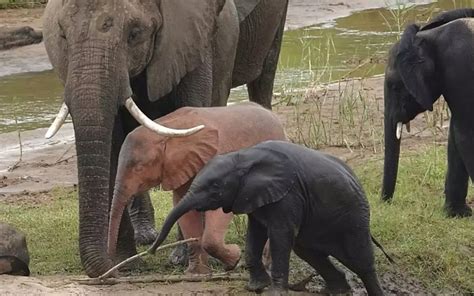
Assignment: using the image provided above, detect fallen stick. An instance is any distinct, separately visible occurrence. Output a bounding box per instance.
[98,238,198,280]
[76,272,248,286]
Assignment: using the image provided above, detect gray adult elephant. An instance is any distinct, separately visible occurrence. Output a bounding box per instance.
[382,9,474,217]
[42,0,289,278]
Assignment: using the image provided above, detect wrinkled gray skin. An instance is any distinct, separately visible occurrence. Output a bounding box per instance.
[382,9,474,218]
[150,141,384,295]
[42,0,289,277]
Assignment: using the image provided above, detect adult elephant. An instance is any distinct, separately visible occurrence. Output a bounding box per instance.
[42,0,289,277]
[382,9,474,217]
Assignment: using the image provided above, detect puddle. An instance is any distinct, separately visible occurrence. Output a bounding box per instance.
[0,0,471,133]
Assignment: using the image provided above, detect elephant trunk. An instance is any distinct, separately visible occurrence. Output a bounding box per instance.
[148,192,203,254]
[107,184,135,258]
[66,41,127,278]
[381,113,401,201]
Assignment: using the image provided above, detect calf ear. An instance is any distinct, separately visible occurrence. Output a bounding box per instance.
[230,148,297,214]
[396,24,440,111]
[161,127,219,191]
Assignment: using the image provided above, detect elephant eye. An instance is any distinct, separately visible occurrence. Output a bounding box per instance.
[128,27,142,45]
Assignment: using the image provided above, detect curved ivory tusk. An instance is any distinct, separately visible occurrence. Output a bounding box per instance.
[395,122,403,140]
[45,102,69,139]
[125,98,204,137]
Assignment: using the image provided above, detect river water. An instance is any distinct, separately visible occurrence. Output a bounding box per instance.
[0,0,471,133]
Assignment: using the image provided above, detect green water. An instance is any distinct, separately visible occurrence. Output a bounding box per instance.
[0,0,472,133]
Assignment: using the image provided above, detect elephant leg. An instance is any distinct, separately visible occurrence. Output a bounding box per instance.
[245,215,271,293]
[202,209,241,271]
[444,123,472,217]
[172,191,210,274]
[211,0,238,107]
[128,191,158,245]
[332,231,384,296]
[293,244,351,294]
[267,223,294,292]
[247,5,287,110]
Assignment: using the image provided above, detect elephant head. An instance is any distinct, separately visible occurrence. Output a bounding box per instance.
[144,145,296,254]
[42,0,225,277]
[382,8,474,201]
[107,125,219,257]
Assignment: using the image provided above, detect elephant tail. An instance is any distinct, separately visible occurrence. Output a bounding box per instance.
[371,235,395,264]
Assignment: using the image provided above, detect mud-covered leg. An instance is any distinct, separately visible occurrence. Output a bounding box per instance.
[128,191,158,245]
[172,189,210,274]
[202,209,241,271]
[247,5,287,110]
[444,123,472,217]
[335,232,384,296]
[268,224,294,293]
[245,215,271,293]
[293,245,351,294]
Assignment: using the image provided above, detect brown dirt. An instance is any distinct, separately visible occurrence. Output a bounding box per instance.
[0,7,44,30]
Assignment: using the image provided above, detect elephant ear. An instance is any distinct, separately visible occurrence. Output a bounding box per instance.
[234,0,261,22]
[42,0,68,84]
[146,0,226,102]
[396,24,440,111]
[228,147,297,214]
[161,127,219,191]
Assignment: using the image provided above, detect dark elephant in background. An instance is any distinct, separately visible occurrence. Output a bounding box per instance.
[382,9,474,217]
[148,141,390,295]
[42,0,290,277]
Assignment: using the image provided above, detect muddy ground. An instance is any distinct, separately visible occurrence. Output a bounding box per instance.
[0,0,446,295]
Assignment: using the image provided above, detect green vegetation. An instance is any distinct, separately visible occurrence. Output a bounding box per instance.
[1,146,472,292]
[0,0,46,9]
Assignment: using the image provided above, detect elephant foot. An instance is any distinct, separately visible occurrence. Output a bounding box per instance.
[185,249,211,275]
[222,244,241,271]
[246,272,271,293]
[444,203,472,218]
[169,242,189,266]
[134,227,158,246]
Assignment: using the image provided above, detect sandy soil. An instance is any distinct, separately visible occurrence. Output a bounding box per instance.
[0,1,447,295]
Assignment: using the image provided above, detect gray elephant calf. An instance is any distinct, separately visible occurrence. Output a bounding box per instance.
[149,141,391,295]
[0,223,30,276]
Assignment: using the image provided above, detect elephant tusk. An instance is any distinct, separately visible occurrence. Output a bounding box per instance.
[124,98,205,137]
[45,102,69,139]
[395,122,403,140]
[405,122,411,133]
